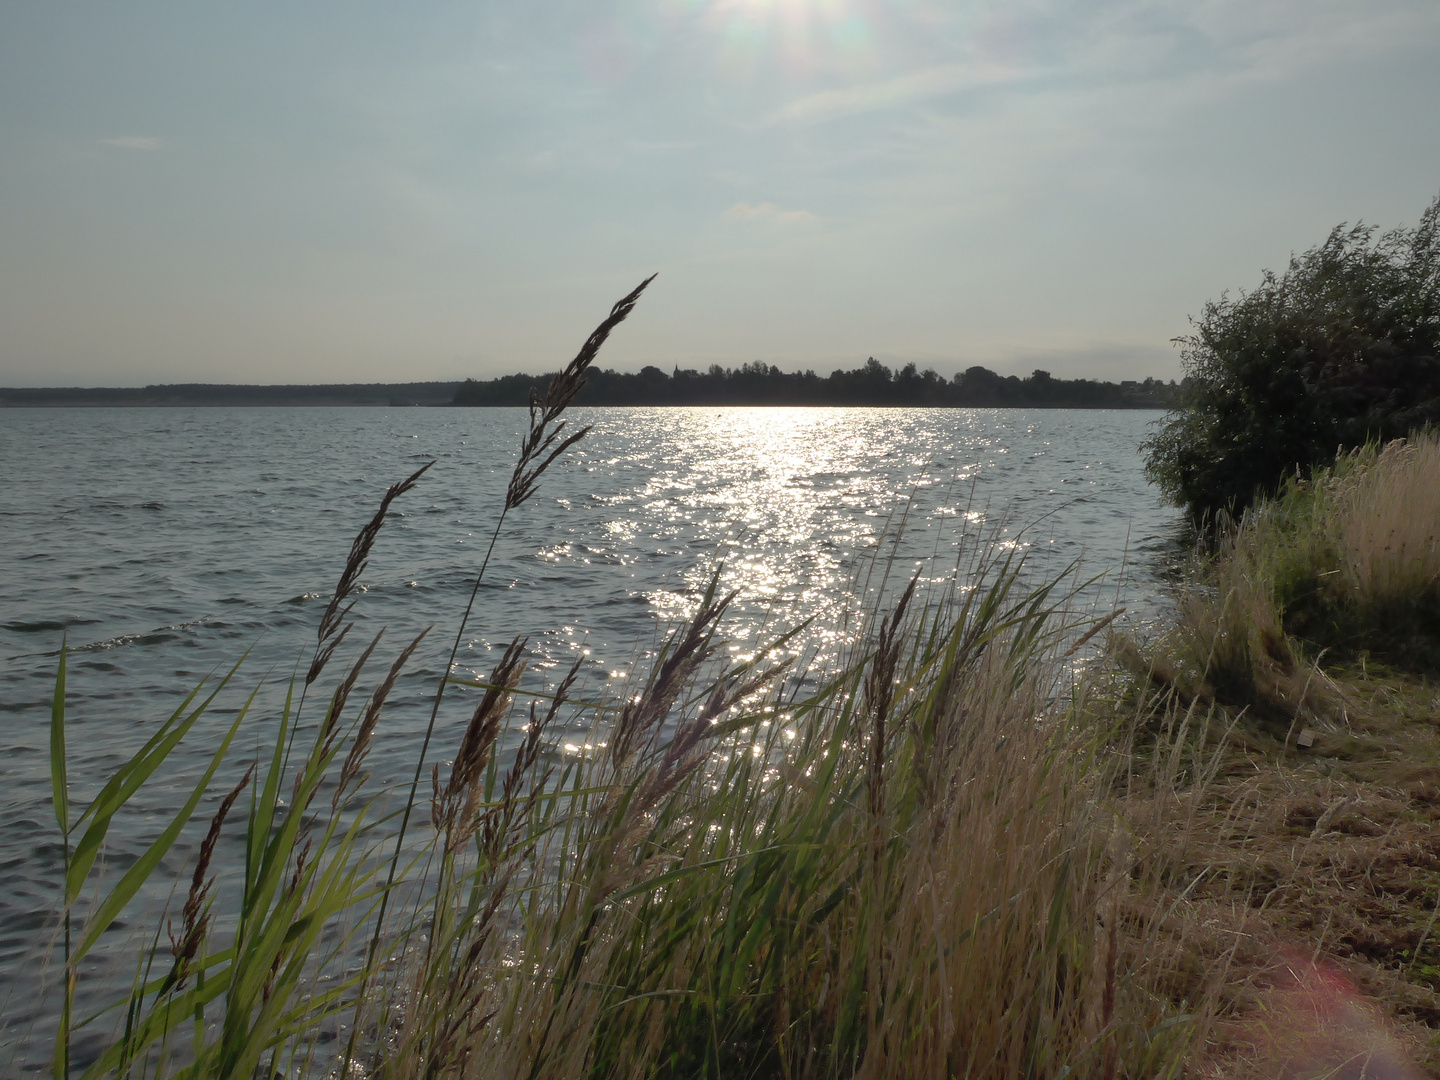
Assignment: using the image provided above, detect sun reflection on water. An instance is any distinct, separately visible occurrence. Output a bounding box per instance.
[524,406,1168,700]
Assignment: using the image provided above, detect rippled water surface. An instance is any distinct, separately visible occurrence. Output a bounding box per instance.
[0,406,1181,1067]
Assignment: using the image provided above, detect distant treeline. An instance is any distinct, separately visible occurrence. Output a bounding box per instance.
[0,382,461,407]
[452,359,1180,408]
[0,364,1181,409]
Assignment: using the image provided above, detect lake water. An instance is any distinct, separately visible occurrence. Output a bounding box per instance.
[0,406,1182,1068]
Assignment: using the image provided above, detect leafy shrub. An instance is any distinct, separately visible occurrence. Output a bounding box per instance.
[1144,193,1440,520]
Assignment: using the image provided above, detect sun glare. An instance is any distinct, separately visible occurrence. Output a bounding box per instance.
[678,0,878,81]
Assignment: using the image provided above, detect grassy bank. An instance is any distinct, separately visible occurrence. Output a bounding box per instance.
[1135,431,1440,718]
[35,284,1440,1077]
[1117,430,1440,1077]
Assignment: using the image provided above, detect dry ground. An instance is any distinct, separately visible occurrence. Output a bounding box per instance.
[1122,661,1440,1077]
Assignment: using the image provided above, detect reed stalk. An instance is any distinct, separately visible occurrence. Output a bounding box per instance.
[342,275,654,1074]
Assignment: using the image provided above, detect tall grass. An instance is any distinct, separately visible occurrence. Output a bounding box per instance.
[1128,431,1440,730]
[44,284,1219,1078]
[1332,432,1440,616]
[375,554,1140,1080]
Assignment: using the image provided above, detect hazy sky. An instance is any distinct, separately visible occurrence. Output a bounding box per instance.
[2,1,1438,387]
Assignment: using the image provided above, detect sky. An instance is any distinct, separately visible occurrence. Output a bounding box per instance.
[1,1,1438,388]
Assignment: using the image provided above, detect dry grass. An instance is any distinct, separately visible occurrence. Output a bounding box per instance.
[1125,431,1440,740]
[361,553,1193,1080]
[1096,432,1440,1078]
[1336,434,1440,610]
[1113,551,1348,739]
[1115,663,1440,1078]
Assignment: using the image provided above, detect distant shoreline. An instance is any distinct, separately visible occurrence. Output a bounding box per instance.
[1,362,1183,410]
[0,382,463,408]
[5,365,1186,411]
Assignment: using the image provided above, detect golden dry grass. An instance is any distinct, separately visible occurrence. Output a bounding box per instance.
[1337,433,1440,609]
[1129,430,1440,736]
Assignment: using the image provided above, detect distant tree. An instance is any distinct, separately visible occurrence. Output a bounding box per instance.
[1144,193,1440,519]
[953,365,1009,404]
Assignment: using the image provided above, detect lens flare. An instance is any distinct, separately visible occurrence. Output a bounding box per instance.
[705,0,876,80]
[583,0,883,87]
[1235,950,1422,1079]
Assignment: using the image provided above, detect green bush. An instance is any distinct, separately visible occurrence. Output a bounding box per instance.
[1144,193,1440,520]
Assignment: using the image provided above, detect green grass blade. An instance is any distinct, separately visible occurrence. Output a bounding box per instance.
[50,640,68,835]
[73,692,254,963]
[70,667,222,837]
[244,678,292,917]
[79,977,229,1080]
[67,657,247,902]
[52,1002,69,1080]
[73,947,237,1030]
[237,739,346,950]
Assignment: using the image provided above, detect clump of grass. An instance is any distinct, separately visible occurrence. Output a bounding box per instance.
[370,549,1223,1080]
[1329,432,1440,648]
[1255,431,1440,666]
[1126,431,1440,736]
[1114,534,1342,736]
[44,279,655,1080]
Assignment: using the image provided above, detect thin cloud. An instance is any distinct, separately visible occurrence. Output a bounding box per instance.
[725,202,817,223]
[101,136,161,150]
[771,64,1024,124]
[769,3,1434,127]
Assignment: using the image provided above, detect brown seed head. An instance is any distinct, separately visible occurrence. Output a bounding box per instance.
[309,459,434,685]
